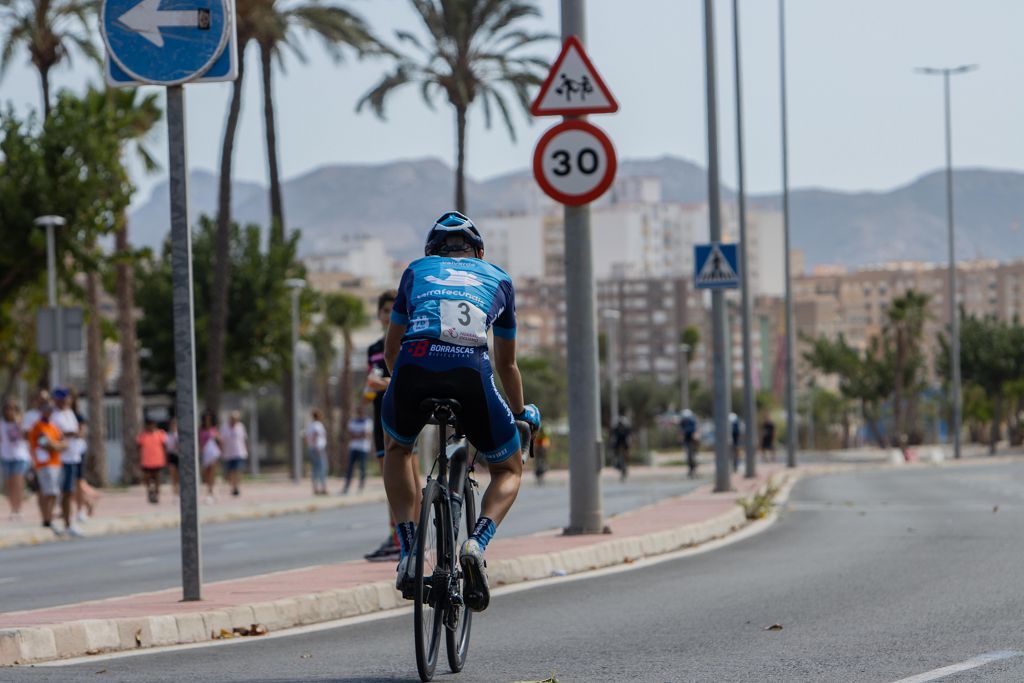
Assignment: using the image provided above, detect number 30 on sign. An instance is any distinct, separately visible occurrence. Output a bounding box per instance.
[532,119,617,206]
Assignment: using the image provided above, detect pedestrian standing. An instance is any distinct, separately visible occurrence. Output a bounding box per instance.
[305,409,328,496]
[199,410,222,503]
[1,400,31,520]
[28,400,66,535]
[730,412,741,472]
[681,409,700,478]
[363,290,406,562]
[761,417,777,463]
[344,403,372,494]
[52,388,85,536]
[165,417,180,496]
[137,419,167,504]
[533,427,550,486]
[68,389,96,522]
[220,411,248,497]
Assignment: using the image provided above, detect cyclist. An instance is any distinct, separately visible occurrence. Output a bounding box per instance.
[609,411,631,481]
[382,211,541,613]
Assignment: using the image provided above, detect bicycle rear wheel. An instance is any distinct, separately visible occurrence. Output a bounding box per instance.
[446,474,477,672]
[415,481,446,682]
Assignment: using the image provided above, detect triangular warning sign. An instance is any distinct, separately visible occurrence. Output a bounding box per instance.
[531,35,619,117]
[696,244,738,284]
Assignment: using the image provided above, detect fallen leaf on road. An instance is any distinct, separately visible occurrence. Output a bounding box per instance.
[217,628,235,639]
[251,623,269,636]
[765,624,783,631]
[95,669,107,674]
[623,557,634,564]
[300,652,313,659]
[993,505,1000,513]
[134,629,142,647]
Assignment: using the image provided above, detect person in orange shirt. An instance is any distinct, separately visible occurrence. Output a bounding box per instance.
[28,400,66,535]
[137,419,167,504]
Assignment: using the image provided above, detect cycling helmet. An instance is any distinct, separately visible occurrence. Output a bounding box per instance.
[424,211,484,256]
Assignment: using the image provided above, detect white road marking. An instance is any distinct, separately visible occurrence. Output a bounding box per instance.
[118,556,157,567]
[891,651,1023,683]
[37,513,783,667]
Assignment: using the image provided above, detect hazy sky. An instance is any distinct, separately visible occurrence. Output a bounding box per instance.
[3,0,1022,208]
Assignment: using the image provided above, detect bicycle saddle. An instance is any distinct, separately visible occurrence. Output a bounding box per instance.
[419,398,462,415]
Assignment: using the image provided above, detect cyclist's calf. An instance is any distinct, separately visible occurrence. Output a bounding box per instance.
[478,446,523,527]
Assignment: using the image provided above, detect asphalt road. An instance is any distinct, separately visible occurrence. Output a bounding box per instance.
[20,461,1024,682]
[0,472,698,613]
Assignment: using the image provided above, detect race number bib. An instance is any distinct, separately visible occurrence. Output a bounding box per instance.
[439,300,487,346]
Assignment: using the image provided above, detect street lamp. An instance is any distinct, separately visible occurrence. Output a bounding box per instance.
[915,64,976,460]
[35,215,66,388]
[678,342,691,413]
[778,0,797,469]
[602,310,621,429]
[285,278,306,481]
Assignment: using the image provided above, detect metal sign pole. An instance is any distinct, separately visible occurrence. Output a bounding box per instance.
[46,221,60,388]
[561,0,604,534]
[779,0,797,469]
[167,85,203,601]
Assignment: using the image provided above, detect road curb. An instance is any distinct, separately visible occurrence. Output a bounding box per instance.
[2,473,791,666]
[0,492,390,550]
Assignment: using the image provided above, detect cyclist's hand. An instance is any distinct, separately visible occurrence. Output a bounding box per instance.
[515,404,541,433]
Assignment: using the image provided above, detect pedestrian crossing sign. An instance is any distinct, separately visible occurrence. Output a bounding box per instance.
[694,243,740,289]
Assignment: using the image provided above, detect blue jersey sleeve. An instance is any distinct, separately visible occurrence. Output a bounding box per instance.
[391,268,413,326]
[491,279,517,340]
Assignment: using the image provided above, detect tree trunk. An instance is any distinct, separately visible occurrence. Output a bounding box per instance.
[841,409,850,450]
[260,43,285,242]
[207,39,248,417]
[338,329,353,468]
[892,334,905,446]
[115,224,142,484]
[320,369,336,475]
[454,105,467,213]
[39,66,51,120]
[863,401,886,448]
[85,257,108,487]
[990,395,1001,455]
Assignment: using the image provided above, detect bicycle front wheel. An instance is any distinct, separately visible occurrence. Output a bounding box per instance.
[446,474,477,672]
[415,480,446,682]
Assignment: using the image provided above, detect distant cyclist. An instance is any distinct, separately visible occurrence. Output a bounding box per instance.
[609,412,632,481]
[680,409,699,478]
[381,211,541,613]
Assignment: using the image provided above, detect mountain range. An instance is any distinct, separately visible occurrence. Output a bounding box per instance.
[129,156,1024,268]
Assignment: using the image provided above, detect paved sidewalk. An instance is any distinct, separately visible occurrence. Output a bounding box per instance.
[0,466,788,665]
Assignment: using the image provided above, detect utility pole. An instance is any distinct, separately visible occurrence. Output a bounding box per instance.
[779,0,797,469]
[561,0,604,534]
[702,0,731,493]
[732,0,756,479]
[915,64,976,460]
[36,215,66,389]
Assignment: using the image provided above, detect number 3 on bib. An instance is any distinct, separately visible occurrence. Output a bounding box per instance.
[439,300,487,346]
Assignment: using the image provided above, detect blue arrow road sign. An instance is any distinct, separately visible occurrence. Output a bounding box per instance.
[101,0,234,86]
[694,243,741,290]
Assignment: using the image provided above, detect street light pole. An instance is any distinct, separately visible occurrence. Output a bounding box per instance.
[915,64,976,460]
[285,279,306,481]
[779,0,797,469]
[36,215,67,389]
[732,0,756,479]
[702,0,731,494]
[561,0,604,534]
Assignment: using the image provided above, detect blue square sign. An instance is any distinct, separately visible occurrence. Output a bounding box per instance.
[694,243,740,290]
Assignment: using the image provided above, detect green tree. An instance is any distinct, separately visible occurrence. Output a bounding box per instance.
[517,353,567,424]
[883,290,930,443]
[135,217,305,394]
[322,291,365,470]
[358,0,551,212]
[0,0,98,118]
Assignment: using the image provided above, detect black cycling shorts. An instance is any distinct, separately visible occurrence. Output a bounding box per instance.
[381,340,520,463]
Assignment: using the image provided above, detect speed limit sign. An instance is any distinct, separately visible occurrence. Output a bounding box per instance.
[532,119,617,206]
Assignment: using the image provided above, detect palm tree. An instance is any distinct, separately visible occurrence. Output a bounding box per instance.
[250,0,381,242]
[92,88,162,484]
[323,292,364,472]
[0,0,98,118]
[358,0,552,212]
[884,290,930,445]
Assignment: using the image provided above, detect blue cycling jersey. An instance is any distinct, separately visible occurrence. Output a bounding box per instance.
[390,256,516,346]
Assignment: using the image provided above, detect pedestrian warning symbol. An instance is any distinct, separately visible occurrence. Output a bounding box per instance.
[694,243,740,290]
[531,36,618,117]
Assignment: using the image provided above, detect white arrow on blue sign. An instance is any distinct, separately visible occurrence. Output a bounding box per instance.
[694,242,741,290]
[101,0,237,86]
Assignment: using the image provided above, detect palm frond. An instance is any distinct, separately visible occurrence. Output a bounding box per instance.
[355,65,413,118]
